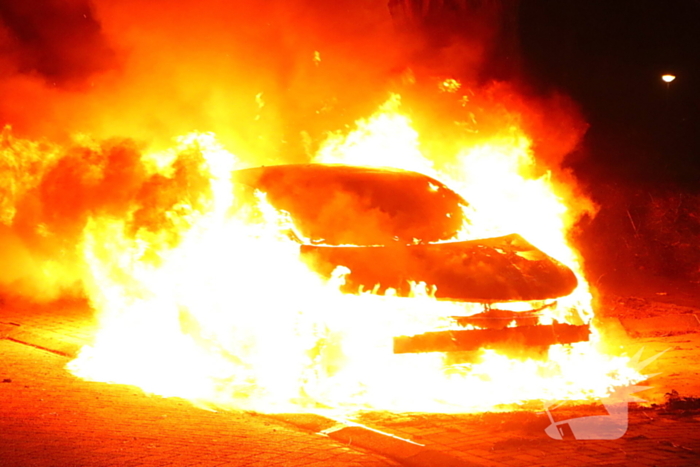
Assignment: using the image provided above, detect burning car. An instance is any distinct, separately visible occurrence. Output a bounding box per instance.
[233,163,590,354]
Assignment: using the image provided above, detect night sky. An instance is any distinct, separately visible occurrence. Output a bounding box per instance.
[519,0,700,189]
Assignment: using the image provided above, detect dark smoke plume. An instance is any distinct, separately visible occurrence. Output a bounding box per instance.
[0,0,589,303]
[388,0,522,81]
[0,0,115,87]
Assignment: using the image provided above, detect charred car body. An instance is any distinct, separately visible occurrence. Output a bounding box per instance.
[232,164,590,354]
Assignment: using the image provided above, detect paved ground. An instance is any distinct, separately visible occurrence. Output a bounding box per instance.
[0,338,402,467]
[2,289,700,467]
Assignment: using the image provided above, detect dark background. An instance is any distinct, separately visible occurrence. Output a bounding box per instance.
[518,1,700,286]
[519,0,700,190]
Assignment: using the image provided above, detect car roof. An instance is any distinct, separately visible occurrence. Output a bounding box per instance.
[233,164,469,245]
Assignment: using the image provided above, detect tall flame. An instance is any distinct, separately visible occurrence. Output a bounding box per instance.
[61,93,645,414]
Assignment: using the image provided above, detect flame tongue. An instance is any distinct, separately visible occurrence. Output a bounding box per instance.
[65,96,645,414]
[300,234,578,301]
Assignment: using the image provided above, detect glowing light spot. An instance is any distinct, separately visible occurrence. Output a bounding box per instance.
[439,78,461,93]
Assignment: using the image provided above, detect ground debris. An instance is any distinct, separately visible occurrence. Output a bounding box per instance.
[653,389,700,413]
[658,439,697,453]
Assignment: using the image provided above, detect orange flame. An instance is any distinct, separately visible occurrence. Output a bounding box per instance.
[0,0,650,416]
[61,94,645,414]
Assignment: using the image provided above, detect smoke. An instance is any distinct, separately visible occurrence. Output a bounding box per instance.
[0,0,115,85]
[0,1,534,152]
[0,129,223,301]
[0,0,589,302]
[0,0,117,145]
[0,0,406,153]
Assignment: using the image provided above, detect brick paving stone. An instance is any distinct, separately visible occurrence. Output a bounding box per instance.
[469,448,496,458]
[5,296,700,467]
[0,340,399,467]
[454,452,505,467]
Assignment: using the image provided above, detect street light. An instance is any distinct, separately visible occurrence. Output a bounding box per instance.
[661,74,676,99]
